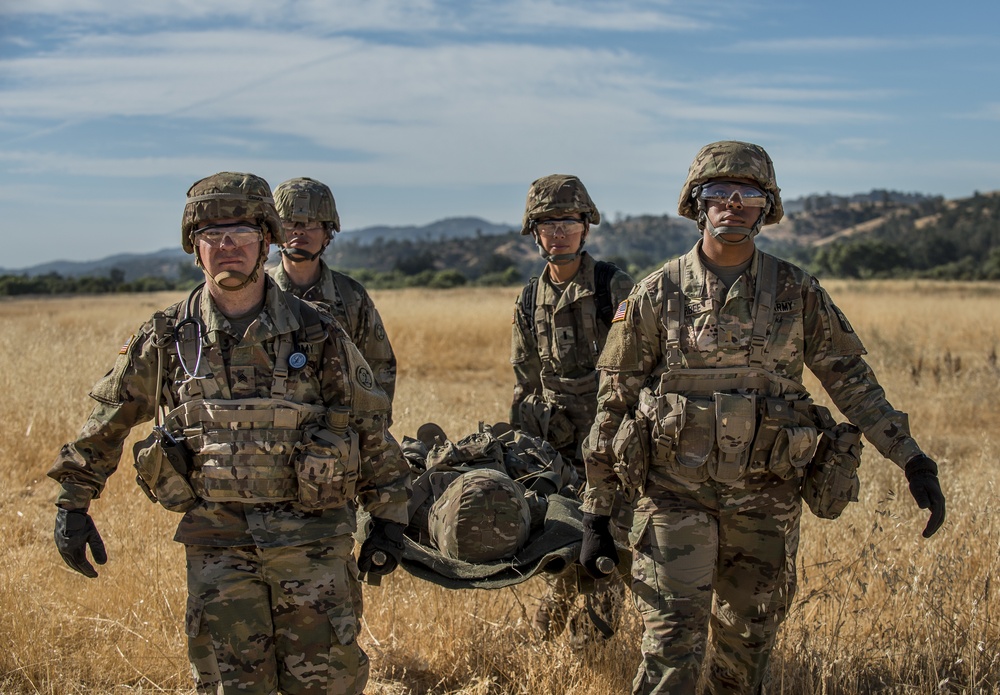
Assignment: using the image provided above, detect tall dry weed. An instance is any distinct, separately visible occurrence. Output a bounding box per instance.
[1,281,999,693]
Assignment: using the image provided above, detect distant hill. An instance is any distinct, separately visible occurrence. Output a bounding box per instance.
[1,216,515,279]
[0,248,192,281]
[340,216,514,246]
[326,213,701,282]
[5,190,1000,288]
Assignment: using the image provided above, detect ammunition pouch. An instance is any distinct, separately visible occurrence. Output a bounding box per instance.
[132,428,198,513]
[611,410,652,503]
[293,425,361,510]
[801,422,863,520]
[637,384,830,485]
[712,392,757,482]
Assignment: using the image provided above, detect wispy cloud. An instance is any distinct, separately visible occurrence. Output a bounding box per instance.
[2,0,997,268]
[729,35,975,53]
[955,103,1000,121]
[1,0,709,34]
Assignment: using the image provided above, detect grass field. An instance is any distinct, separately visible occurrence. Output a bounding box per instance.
[1,281,999,694]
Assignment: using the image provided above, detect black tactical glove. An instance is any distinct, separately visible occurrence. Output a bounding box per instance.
[580,512,619,579]
[358,517,405,577]
[905,454,946,538]
[54,508,107,578]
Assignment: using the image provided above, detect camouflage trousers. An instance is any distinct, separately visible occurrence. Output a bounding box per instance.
[185,536,368,695]
[629,473,801,695]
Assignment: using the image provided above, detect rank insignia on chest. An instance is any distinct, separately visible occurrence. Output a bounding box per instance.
[612,300,628,323]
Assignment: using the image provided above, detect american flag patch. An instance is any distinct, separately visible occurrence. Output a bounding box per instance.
[612,300,628,323]
[119,335,136,354]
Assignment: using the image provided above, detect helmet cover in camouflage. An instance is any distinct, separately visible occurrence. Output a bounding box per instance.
[181,172,285,253]
[677,141,783,225]
[428,469,531,562]
[520,174,601,235]
[273,177,341,235]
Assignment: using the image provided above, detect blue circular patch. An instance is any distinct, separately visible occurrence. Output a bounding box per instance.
[289,352,308,370]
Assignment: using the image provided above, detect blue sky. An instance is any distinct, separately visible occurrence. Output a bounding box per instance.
[2,0,999,269]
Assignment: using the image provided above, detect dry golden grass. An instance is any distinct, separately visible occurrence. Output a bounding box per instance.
[1,281,999,694]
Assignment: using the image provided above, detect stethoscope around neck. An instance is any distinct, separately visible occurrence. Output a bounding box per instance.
[172,281,309,384]
[174,283,209,384]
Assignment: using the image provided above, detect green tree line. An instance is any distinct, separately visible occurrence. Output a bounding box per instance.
[5,190,999,296]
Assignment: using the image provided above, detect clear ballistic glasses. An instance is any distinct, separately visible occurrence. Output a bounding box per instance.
[191,223,264,248]
[282,221,326,234]
[536,218,586,237]
[699,182,769,208]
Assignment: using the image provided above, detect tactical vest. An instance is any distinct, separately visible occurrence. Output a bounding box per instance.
[521,264,619,407]
[636,253,833,485]
[154,290,350,504]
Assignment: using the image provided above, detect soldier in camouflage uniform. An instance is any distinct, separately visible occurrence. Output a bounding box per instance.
[49,172,411,695]
[511,174,636,466]
[268,177,397,403]
[580,141,946,694]
[509,174,635,639]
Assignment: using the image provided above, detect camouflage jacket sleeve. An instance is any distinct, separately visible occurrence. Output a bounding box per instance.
[609,267,637,309]
[803,277,923,468]
[509,288,543,425]
[47,323,160,509]
[350,282,398,404]
[323,322,410,524]
[582,277,664,515]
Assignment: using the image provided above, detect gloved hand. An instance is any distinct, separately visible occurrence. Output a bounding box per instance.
[357,517,405,576]
[905,454,946,538]
[580,512,619,579]
[54,508,107,578]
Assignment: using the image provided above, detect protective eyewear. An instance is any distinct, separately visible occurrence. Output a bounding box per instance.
[282,221,327,234]
[191,223,264,248]
[536,218,586,237]
[699,182,769,208]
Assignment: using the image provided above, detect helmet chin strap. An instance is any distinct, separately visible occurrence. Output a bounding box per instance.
[280,246,322,262]
[533,230,587,265]
[696,198,767,246]
[702,214,756,245]
[279,232,330,263]
[195,240,267,292]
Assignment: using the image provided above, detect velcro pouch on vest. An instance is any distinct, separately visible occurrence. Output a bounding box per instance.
[295,425,361,510]
[768,426,820,480]
[802,422,863,520]
[751,397,808,470]
[675,397,715,471]
[611,410,652,503]
[710,393,757,483]
[132,429,198,513]
[639,389,685,464]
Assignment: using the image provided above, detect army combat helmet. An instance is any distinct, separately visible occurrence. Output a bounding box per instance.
[677,141,783,245]
[428,469,531,563]
[181,172,284,291]
[273,177,342,262]
[521,174,601,265]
